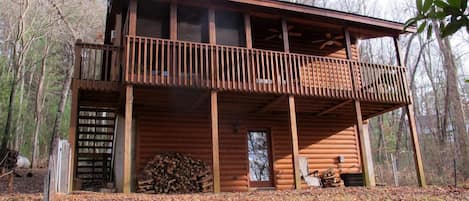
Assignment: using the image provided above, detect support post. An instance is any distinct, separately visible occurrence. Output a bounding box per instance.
[343,28,358,97]
[288,95,301,189]
[393,37,411,103]
[353,100,373,187]
[211,91,221,193]
[68,81,79,192]
[244,14,252,48]
[405,105,427,187]
[209,8,216,44]
[394,36,426,187]
[170,2,177,40]
[128,0,137,36]
[123,85,133,193]
[281,19,290,53]
[111,13,122,81]
[362,121,376,186]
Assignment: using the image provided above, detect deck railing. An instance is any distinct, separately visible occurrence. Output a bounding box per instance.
[72,36,410,103]
[74,42,121,82]
[123,35,410,103]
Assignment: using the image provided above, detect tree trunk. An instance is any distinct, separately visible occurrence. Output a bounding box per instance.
[50,44,73,144]
[14,63,26,151]
[432,20,469,178]
[32,41,49,168]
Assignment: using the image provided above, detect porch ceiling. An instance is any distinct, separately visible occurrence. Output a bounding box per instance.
[131,87,404,120]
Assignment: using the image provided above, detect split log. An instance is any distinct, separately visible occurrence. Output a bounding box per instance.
[137,152,213,194]
[321,168,344,188]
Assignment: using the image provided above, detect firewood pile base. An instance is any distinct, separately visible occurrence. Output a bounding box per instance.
[321,168,344,187]
[137,152,213,194]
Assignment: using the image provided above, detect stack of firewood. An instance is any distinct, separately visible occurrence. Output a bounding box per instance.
[321,168,344,187]
[137,152,213,194]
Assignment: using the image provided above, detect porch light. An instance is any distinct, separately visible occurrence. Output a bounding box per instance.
[338,155,345,163]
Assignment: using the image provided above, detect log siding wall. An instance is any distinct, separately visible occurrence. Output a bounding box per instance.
[135,110,361,192]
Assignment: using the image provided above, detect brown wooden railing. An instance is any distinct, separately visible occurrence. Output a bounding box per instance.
[74,42,121,81]
[72,36,410,103]
[123,35,410,103]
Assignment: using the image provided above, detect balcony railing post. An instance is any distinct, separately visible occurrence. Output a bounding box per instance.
[73,39,83,79]
[393,37,411,103]
[343,28,359,99]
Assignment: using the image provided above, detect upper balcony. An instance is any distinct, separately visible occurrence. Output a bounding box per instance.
[73,0,412,104]
[74,36,410,104]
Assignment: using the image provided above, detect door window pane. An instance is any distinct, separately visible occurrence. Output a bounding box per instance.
[248,131,271,181]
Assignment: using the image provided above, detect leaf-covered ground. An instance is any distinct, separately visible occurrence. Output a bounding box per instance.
[1,186,469,201]
[0,169,45,194]
[1,169,469,201]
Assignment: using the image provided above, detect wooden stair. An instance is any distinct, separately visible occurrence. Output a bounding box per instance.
[75,106,116,190]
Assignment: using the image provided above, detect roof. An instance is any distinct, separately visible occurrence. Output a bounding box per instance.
[109,0,416,40]
[227,0,416,35]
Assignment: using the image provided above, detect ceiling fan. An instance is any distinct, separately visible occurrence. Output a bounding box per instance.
[264,25,302,41]
[311,33,344,49]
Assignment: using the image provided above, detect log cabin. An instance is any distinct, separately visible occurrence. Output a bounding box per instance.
[68,0,426,193]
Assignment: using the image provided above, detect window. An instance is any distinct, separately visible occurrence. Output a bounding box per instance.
[216,10,245,46]
[247,131,273,187]
[177,6,209,43]
[136,0,169,38]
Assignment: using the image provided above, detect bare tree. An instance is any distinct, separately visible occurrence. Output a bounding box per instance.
[432,20,469,178]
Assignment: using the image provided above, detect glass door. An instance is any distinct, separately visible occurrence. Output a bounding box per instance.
[247,130,273,187]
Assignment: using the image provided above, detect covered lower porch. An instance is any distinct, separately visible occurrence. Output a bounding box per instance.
[112,86,423,193]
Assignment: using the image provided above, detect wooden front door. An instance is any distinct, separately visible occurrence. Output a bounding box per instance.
[247,130,274,187]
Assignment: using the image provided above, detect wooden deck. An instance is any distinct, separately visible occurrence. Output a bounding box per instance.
[122,36,410,104]
[72,37,411,104]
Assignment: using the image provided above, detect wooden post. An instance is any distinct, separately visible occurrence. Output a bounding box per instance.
[128,0,137,36]
[68,81,79,192]
[209,9,216,88]
[244,14,252,48]
[343,28,357,97]
[344,28,373,186]
[123,85,133,193]
[353,100,373,187]
[405,104,427,187]
[111,13,122,81]
[210,90,221,193]
[288,95,301,189]
[394,36,426,187]
[209,8,216,44]
[73,40,82,79]
[394,37,411,103]
[8,173,13,193]
[170,2,177,40]
[362,121,376,186]
[281,19,290,53]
